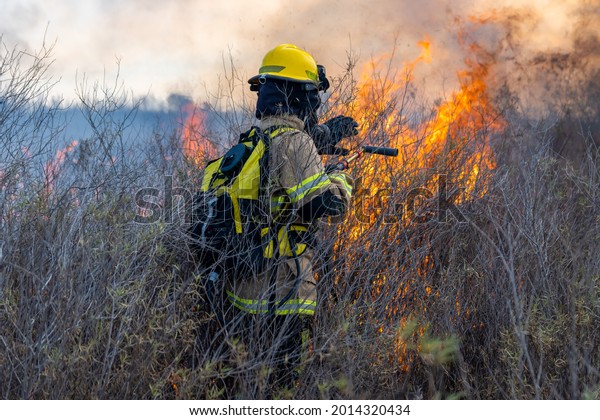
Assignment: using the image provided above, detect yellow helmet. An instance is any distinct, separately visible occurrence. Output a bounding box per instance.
[249,44,319,89]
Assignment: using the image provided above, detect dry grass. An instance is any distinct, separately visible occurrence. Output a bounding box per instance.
[1,39,598,400]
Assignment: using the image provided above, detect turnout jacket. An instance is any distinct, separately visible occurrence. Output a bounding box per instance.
[226,115,353,316]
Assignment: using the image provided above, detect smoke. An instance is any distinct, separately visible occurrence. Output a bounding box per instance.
[1,0,598,113]
[252,0,600,115]
[1,0,275,104]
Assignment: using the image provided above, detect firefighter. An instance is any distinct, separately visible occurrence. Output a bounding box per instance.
[225,44,357,391]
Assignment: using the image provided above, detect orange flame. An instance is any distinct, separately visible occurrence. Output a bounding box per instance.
[44,140,78,189]
[180,102,216,164]
[332,37,504,366]
[341,38,501,208]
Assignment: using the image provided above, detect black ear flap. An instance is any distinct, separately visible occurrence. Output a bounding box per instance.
[317,65,330,92]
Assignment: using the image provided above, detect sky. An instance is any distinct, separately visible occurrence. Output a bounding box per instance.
[1,0,598,108]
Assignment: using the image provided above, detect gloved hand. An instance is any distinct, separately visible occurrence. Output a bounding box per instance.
[311,115,359,154]
[324,115,359,142]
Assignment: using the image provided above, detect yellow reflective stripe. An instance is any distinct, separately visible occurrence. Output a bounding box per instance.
[261,225,308,258]
[270,195,289,214]
[261,227,275,258]
[226,290,316,315]
[289,225,307,233]
[271,195,287,205]
[201,159,223,191]
[227,191,243,234]
[329,173,353,196]
[232,141,263,200]
[285,172,331,204]
[268,127,295,138]
[285,225,307,257]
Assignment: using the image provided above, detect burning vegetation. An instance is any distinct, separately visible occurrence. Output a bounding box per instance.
[1,4,599,400]
[318,36,506,378]
[180,101,217,164]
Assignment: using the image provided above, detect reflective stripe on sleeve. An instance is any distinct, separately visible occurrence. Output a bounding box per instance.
[285,172,331,204]
[328,172,353,196]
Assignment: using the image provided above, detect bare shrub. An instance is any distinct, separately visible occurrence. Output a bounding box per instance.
[1,38,598,400]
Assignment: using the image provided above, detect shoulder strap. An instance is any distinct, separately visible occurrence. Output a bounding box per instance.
[255,125,297,195]
[237,127,255,144]
[240,124,297,145]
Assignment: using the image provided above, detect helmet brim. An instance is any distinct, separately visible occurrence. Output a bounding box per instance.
[247,74,321,91]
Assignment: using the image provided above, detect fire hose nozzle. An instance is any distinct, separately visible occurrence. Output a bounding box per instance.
[362,145,399,156]
[325,145,398,173]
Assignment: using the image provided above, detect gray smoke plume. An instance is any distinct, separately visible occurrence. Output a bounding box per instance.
[2,0,598,114]
[248,0,600,116]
